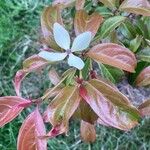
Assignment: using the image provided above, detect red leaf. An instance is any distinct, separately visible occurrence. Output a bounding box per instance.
[135,66,150,87]
[48,69,60,85]
[14,55,48,96]
[14,70,28,96]
[46,123,68,138]
[80,120,96,143]
[87,43,137,72]
[138,99,150,117]
[0,96,30,127]
[17,107,47,150]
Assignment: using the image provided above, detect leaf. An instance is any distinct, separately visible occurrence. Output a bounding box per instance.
[137,48,150,62]
[135,66,150,87]
[41,5,63,50]
[14,55,48,96]
[119,21,137,39]
[74,100,98,124]
[75,0,85,10]
[17,107,47,150]
[138,99,150,116]
[49,69,60,85]
[95,6,114,17]
[52,0,76,8]
[0,96,30,127]
[98,63,124,83]
[46,123,68,138]
[80,120,96,143]
[14,70,28,96]
[99,0,116,8]
[79,80,140,130]
[87,43,137,72]
[42,68,76,99]
[74,10,103,38]
[98,63,116,83]
[130,35,143,52]
[119,0,150,16]
[83,79,140,120]
[23,55,48,71]
[44,85,81,133]
[82,58,91,80]
[96,16,126,40]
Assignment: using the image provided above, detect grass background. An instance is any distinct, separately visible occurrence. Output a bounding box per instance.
[0,0,150,149]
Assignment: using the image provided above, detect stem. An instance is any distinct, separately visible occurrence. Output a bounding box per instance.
[89,58,93,70]
[79,70,83,79]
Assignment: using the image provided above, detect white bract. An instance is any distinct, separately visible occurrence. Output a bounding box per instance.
[39,23,92,70]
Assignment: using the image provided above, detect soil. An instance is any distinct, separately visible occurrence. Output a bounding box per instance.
[117,78,150,106]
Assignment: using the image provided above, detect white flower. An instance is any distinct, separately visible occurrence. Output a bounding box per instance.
[38,23,92,70]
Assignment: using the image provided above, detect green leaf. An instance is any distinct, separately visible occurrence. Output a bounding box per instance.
[98,63,124,83]
[96,16,126,40]
[82,58,91,80]
[137,48,150,62]
[99,0,116,8]
[95,6,113,17]
[65,69,76,86]
[98,63,116,83]
[130,35,143,53]
[119,20,137,39]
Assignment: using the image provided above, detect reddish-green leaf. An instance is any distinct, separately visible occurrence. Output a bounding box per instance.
[119,0,150,16]
[80,120,96,143]
[75,0,85,10]
[136,66,150,87]
[17,108,47,150]
[44,85,81,135]
[49,69,60,85]
[42,68,76,100]
[23,55,48,71]
[139,99,150,116]
[74,10,103,38]
[41,5,63,50]
[0,96,30,127]
[79,79,140,130]
[87,43,137,72]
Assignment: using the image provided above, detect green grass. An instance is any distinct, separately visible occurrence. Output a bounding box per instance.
[0,0,150,149]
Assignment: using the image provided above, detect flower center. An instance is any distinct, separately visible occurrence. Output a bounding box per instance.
[66,49,72,55]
